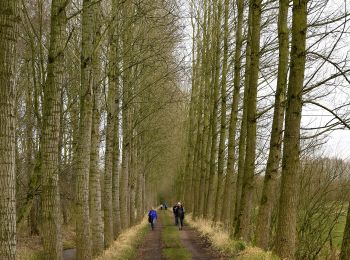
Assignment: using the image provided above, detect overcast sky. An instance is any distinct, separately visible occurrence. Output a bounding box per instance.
[178,0,350,161]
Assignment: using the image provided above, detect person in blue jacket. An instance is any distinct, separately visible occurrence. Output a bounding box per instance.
[148,208,157,230]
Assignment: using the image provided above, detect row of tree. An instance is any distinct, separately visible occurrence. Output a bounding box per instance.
[180,0,350,259]
[0,0,186,259]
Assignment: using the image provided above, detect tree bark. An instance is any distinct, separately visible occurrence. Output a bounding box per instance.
[233,4,252,231]
[220,0,244,226]
[104,10,117,246]
[205,0,222,219]
[112,66,121,238]
[75,0,97,258]
[40,0,68,258]
[235,0,262,241]
[255,0,289,250]
[213,0,229,223]
[274,0,307,258]
[89,3,104,255]
[89,82,104,256]
[0,0,19,258]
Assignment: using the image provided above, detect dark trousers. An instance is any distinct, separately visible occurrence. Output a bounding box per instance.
[150,219,156,230]
[176,216,184,229]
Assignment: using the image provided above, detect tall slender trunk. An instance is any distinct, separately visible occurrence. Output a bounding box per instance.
[255,0,289,250]
[110,0,122,237]
[0,1,19,258]
[120,0,133,230]
[120,101,129,229]
[235,0,262,241]
[89,82,104,255]
[129,122,136,226]
[220,0,244,226]
[75,0,97,258]
[40,0,68,258]
[193,0,209,219]
[213,0,229,222]
[205,0,222,219]
[112,68,121,238]
[89,3,104,255]
[199,0,213,219]
[274,0,307,258]
[104,7,118,246]
[25,79,39,235]
[234,4,252,230]
[135,136,143,221]
[185,9,200,210]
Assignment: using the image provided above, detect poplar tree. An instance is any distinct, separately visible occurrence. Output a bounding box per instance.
[213,0,229,222]
[89,2,104,255]
[255,0,289,249]
[235,0,262,241]
[40,0,68,258]
[274,0,307,258]
[220,0,244,226]
[75,0,98,258]
[0,0,19,258]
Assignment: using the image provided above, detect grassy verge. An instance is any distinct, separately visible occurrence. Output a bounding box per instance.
[96,218,149,260]
[185,214,279,260]
[160,210,191,260]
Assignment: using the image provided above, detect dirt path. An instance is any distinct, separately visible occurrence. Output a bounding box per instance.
[179,225,229,260]
[134,210,227,260]
[62,212,227,260]
[134,215,164,260]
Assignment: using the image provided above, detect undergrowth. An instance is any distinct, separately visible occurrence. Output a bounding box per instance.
[186,214,279,260]
[96,217,148,260]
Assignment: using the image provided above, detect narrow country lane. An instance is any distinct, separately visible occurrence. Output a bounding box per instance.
[134,210,228,260]
[134,213,164,260]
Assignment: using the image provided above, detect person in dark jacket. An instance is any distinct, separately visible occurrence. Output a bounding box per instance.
[173,203,179,225]
[174,202,185,230]
[148,208,157,230]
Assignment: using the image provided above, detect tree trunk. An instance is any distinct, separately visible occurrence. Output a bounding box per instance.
[274,0,307,258]
[89,83,104,256]
[235,0,262,241]
[120,0,133,230]
[104,10,118,246]
[0,0,19,258]
[220,0,244,226]
[205,0,222,219]
[89,3,104,255]
[112,68,121,238]
[233,4,252,231]
[40,0,68,258]
[213,0,229,223]
[75,0,96,258]
[255,0,289,250]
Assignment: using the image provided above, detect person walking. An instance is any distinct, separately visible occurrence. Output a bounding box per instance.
[148,208,157,230]
[173,203,179,225]
[174,202,185,230]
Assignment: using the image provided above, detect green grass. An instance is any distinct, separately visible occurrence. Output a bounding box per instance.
[17,250,43,260]
[163,248,191,259]
[160,211,191,260]
[332,212,346,248]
